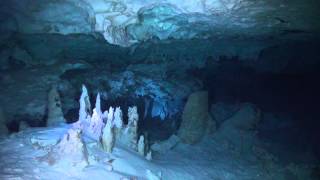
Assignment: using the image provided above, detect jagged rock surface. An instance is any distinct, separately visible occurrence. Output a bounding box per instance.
[1,0,319,46]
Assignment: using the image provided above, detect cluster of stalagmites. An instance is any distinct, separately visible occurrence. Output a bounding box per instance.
[45,85,151,169]
[75,85,150,155]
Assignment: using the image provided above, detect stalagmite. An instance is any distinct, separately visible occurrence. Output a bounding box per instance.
[95,93,102,115]
[79,85,91,122]
[138,135,145,156]
[87,93,104,140]
[47,86,65,126]
[88,108,104,140]
[114,107,123,129]
[145,151,152,161]
[102,110,109,121]
[107,107,114,122]
[102,107,115,153]
[125,106,139,149]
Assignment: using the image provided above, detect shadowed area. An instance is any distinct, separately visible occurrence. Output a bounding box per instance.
[0,0,320,179]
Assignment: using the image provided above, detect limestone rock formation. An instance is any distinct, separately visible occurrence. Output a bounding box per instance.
[178,91,211,144]
[79,85,91,123]
[0,0,94,35]
[145,151,152,161]
[72,86,145,154]
[138,135,145,156]
[113,107,124,142]
[87,94,104,140]
[94,93,102,115]
[110,106,140,151]
[1,0,319,47]
[47,86,65,126]
[102,112,115,153]
[114,107,123,129]
[41,128,89,169]
[87,108,104,140]
[124,106,139,149]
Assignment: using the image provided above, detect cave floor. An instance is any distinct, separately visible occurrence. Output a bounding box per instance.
[0,125,317,180]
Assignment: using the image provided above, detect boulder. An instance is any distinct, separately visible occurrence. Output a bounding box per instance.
[178,91,209,144]
[151,135,180,154]
[220,103,261,131]
[215,103,261,149]
[210,102,240,126]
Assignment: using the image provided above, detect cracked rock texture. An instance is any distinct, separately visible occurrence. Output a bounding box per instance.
[1,0,319,46]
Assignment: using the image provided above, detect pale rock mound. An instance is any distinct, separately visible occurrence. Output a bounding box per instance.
[41,128,89,169]
[178,91,212,144]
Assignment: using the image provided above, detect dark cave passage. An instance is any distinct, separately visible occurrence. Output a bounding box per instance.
[202,59,320,162]
[1,0,320,179]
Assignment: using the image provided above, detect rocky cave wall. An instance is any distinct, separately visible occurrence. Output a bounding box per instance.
[0,0,319,142]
